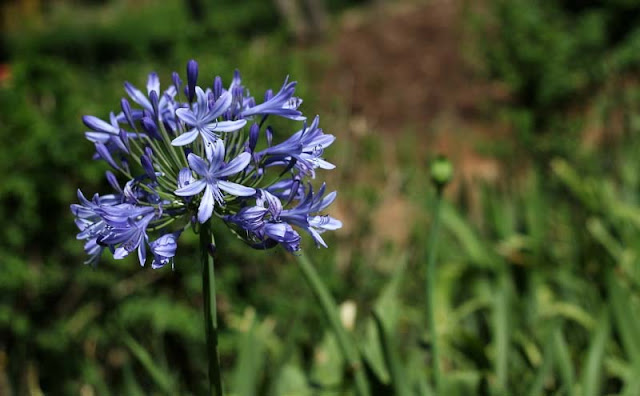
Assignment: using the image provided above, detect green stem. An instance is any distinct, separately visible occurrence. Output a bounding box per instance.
[201,220,223,396]
[426,189,443,393]
[295,252,371,396]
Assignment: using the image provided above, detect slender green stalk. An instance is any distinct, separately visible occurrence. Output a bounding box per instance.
[426,189,443,393]
[201,220,223,396]
[295,253,371,396]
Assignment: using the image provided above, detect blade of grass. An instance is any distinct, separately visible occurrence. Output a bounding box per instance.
[579,310,610,396]
[232,314,265,396]
[122,332,175,394]
[528,332,554,396]
[295,252,371,396]
[552,324,574,392]
[608,272,640,364]
[372,310,410,396]
[494,269,510,393]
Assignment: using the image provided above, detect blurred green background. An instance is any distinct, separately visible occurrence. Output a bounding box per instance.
[3,0,640,394]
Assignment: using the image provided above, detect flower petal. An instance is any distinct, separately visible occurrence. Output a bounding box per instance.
[218,180,256,197]
[174,179,206,196]
[171,129,199,146]
[138,242,147,267]
[197,184,215,223]
[306,226,328,248]
[209,90,233,119]
[309,215,342,230]
[216,152,251,177]
[85,132,111,143]
[95,142,120,170]
[208,140,226,167]
[124,81,151,109]
[83,115,118,133]
[147,72,160,95]
[195,86,208,117]
[175,108,198,126]
[208,119,247,133]
[316,190,337,212]
[187,153,209,176]
[113,246,130,259]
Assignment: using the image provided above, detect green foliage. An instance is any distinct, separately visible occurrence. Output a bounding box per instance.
[475,0,640,154]
[3,0,640,395]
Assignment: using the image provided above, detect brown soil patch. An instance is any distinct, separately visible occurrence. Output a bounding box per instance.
[319,0,510,183]
[317,0,514,246]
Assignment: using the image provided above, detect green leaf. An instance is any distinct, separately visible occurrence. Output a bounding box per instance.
[122,332,176,394]
[579,310,610,396]
[372,311,410,396]
[552,324,574,391]
[232,312,267,396]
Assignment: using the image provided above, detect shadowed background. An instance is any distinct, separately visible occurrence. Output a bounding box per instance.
[2,0,640,394]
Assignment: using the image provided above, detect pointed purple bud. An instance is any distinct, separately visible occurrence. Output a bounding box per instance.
[207,91,215,110]
[286,178,301,206]
[141,117,160,140]
[172,71,182,92]
[187,59,198,102]
[105,171,122,193]
[249,123,259,152]
[120,98,135,129]
[232,85,244,107]
[83,115,113,132]
[110,135,129,154]
[232,69,241,85]
[121,158,130,175]
[141,151,156,181]
[95,142,120,170]
[119,128,130,153]
[149,90,159,117]
[264,89,273,101]
[213,76,223,100]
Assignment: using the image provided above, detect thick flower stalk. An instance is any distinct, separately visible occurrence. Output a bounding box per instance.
[71,60,342,268]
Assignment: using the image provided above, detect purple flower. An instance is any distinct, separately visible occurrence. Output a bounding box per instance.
[279,183,341,248]
[71,189,122,266]
[74,60,341,266]
[226,190,301,252]
[174,142,255,223]
[98,212,156,266]
[150,232,181,269]
[263,222,301,252]
[227,184,342,252]
[260,116,335,177]
[172,87,247,152]
[241,77,305,121]
[124,72,178,124]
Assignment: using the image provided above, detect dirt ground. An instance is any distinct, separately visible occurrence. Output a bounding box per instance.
[318,0,511,249]
[321,0,515,184]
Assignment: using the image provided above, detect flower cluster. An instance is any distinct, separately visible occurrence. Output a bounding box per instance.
[71,60,341,268]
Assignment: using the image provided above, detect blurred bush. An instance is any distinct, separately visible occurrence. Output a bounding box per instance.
[475,0,640,155]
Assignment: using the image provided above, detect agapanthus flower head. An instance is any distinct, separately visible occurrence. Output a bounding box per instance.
[72,60,342,268]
